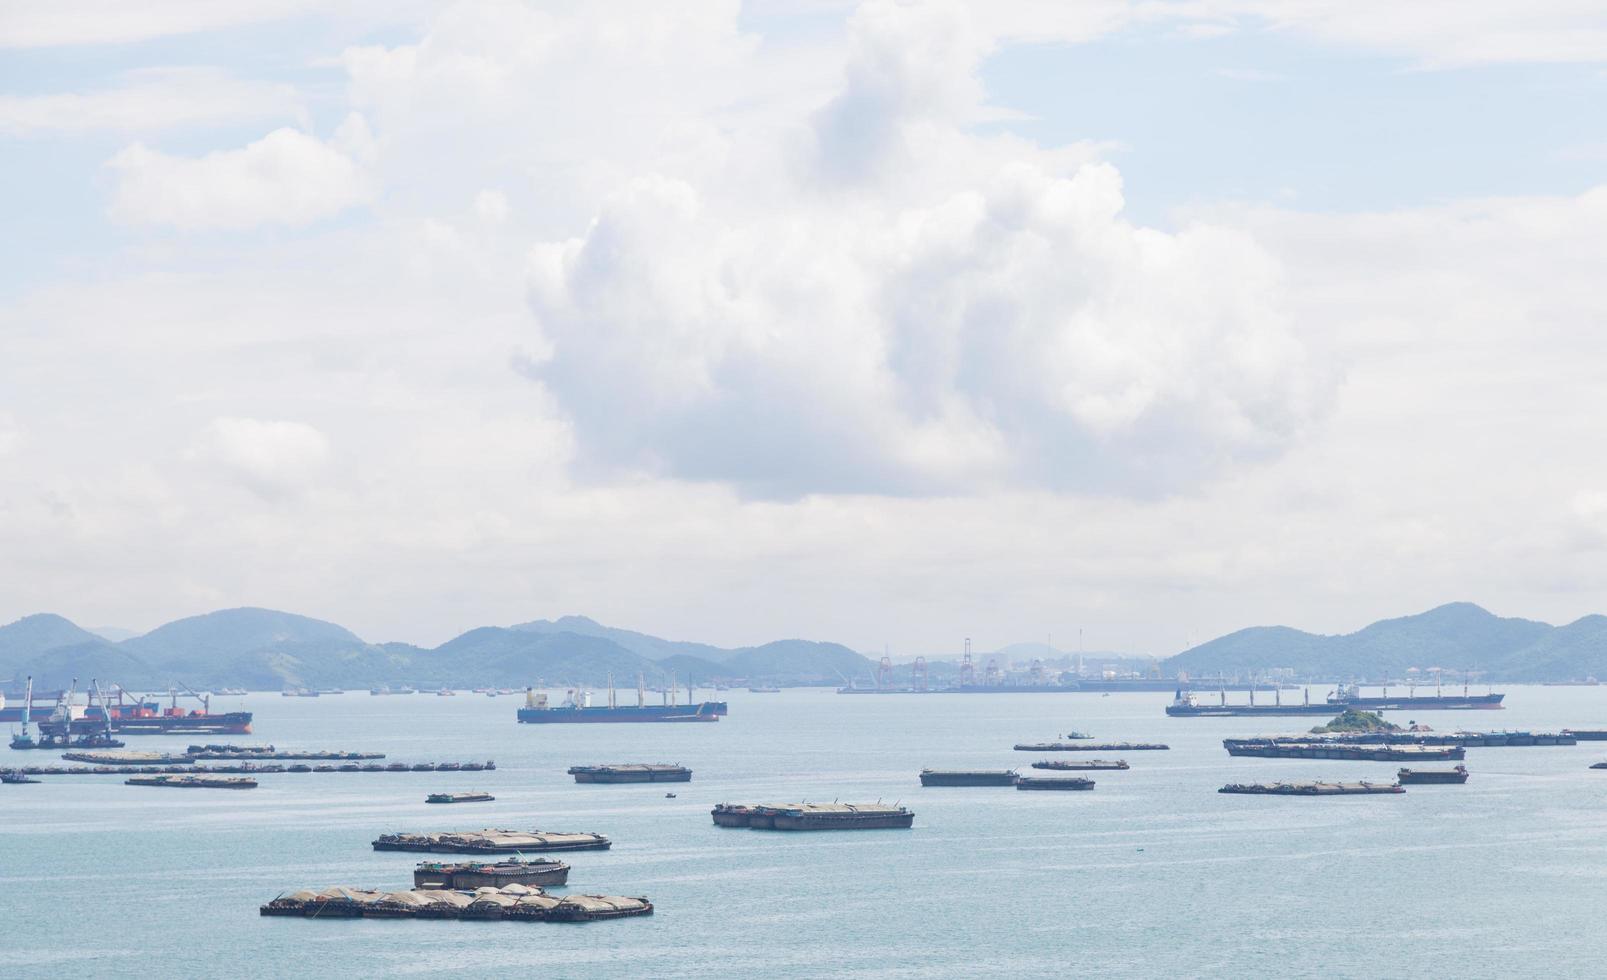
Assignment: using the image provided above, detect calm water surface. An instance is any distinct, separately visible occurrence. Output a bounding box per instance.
[5,687,1607,978]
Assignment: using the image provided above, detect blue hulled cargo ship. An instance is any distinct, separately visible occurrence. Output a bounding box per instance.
[516,684,727,724]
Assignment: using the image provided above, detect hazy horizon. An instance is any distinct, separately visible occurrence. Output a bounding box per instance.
[5,2,1607,657]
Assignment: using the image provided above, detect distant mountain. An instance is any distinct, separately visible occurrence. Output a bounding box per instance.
[0,614,106,678]
[511,615,729,662]
[1164,602,1602,681]
[0,608,870,690]
[721,640,871,682]
[124,607,363,665]
[88,626,141,642]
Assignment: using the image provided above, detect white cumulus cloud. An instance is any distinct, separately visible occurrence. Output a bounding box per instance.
[106,115,374,231]
[0,67,302,136]
[523,0,1330,498]
[192,417,330,496]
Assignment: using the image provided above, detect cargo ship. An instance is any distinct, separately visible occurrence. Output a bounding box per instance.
[25,684,252,736]
[1166,682,1504,717]
[413,859,570,890]
[517,679,726,724]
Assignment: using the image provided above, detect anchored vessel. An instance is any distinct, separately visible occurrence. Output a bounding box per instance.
[517,677,726,724]
[1168,681,1504,718]
[1030,759,1128,771]
[567,764,692,784]
[1219,781,1404,795]
[1222,739,1465,761]
[1397,765,1469,784]
[126,774,258,789]
[1016,776,1095,791]
[1014,741,1168,752]
[1565,730,1607,740]
[372,829,612,853]
[711,802,914,830]
[1,771,42,784]
[261,885,651,922]
[413,859,570,890]
[426,792,494,804]
[919,769,1018,786]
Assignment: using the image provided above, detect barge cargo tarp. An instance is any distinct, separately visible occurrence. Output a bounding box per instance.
[373,829,612,853]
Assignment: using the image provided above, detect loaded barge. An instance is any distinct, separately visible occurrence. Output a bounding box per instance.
[413,859,570,889]
[1222,739,1464,761]
[1016,776,1094,791]
[126,774,257,789]
[568,764,692,784]
[1014,742,1167,752]
[919,769,1017,786]
[426,792,494,804]
[1030,759,1128,771]
[1219,781,1404,796]
[261,886,651,922]
[1398,765,1469,784]
[711,803,914,830]
[372,829,612,853]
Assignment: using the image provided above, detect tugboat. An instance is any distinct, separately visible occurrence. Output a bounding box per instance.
[425,791,494,804]
[1,770,41,784]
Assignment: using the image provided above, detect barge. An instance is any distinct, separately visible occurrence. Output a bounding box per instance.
[567,764,692,784]
[1222,739,1465,761]
[1014,742,1168,752]
[414,859,570,890]
[1397,765,1469,784]
[1219,781,1404,796]
[918,769,1018,786]
[261,885,651,922]
[711,802,914,830]
[1016,776,1094,791]
[372,829,612,853]
[1564,730,1607,741]
[186,744,385,760]
[62,750,194,765]
[1030,759,1128,771]
[426,792,494,804]
[126,774,257,789]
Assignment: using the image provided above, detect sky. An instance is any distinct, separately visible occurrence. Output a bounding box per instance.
[2,0,1606,655]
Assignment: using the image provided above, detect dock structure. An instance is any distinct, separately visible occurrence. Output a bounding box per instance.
[919,769,1018,786]
[1014,742,1168,752]
[413,859,570,890]
[1030,759,1128,771]
[372,829,612,854]
[711,803,914,830]
[567,764,691,784]
[1223,739,1465,761]
[1219,781,1404,796]
[261,885,651,922]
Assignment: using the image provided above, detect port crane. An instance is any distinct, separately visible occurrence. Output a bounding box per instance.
[8,675,36,749]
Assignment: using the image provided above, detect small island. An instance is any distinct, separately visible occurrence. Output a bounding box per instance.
[1309,710,1399,734]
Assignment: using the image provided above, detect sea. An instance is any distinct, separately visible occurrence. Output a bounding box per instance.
[4,686,1607,978]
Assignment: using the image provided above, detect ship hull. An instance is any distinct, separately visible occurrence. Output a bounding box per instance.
[1167,694,1503,717]
[38,712,253,735]
[517,702,726,724]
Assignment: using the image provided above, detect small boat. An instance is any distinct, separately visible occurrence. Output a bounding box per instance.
[665,792,677,798]
[1,771,41,784]
[426,791,494,804]
[436,689,456,697]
